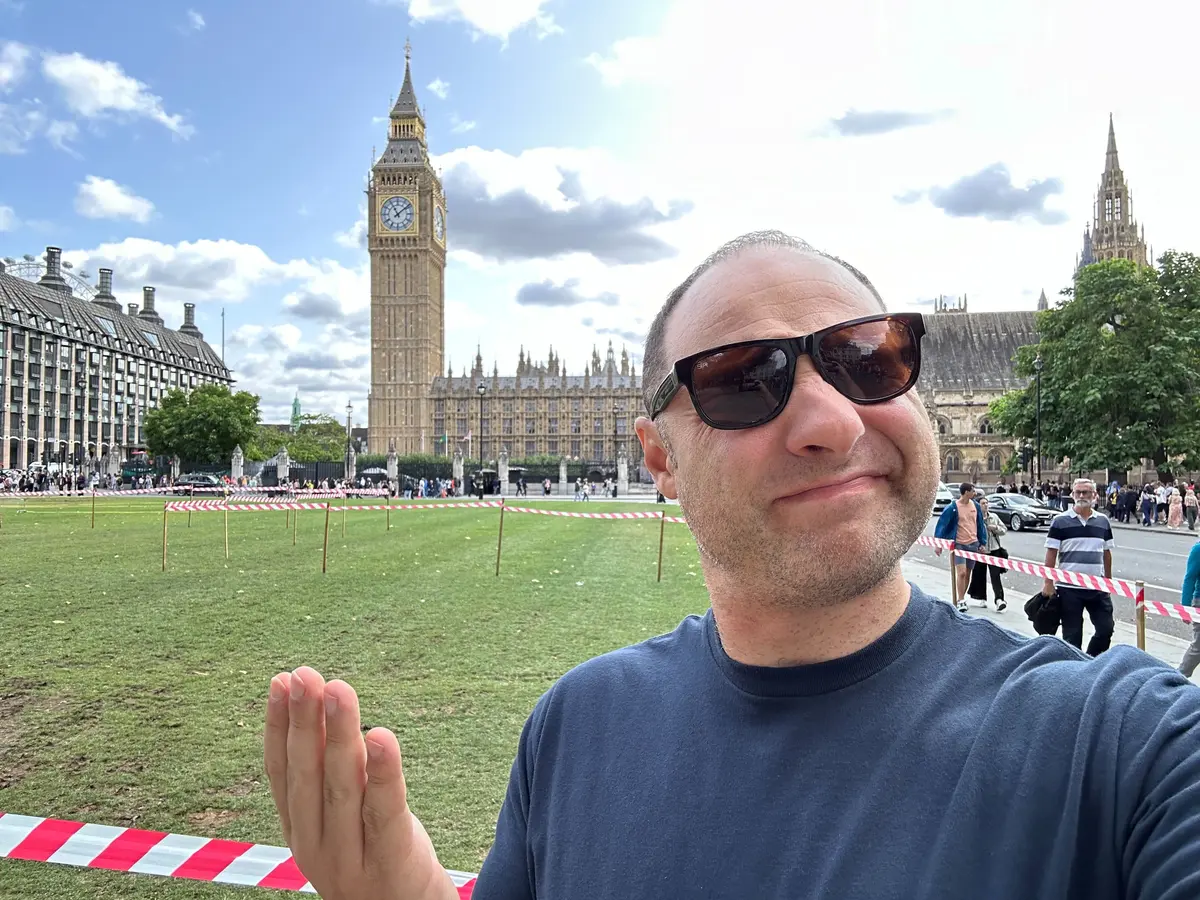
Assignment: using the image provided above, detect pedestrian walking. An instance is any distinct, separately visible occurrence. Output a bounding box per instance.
[933,482,987,612]
[966,497,1007,611]
[1141,484,1155,526]
[1042,478,1115,655]
[1186,487,1198,531]
[1177,538,1200,679]
[1169,486,1185,529]
[265,232,1200,900]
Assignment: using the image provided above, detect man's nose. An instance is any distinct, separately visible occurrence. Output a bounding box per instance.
[774,358,866,459]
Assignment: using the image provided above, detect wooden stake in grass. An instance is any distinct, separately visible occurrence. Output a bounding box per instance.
[286,507,290,530]
[91,487,96,529]
[342,499,347,538]
[948,547,958,608]
[162,505,169,572]
[224,504,230,560]
[188,484,194,528]
[322,502,332,573]
[386,494,391,531]
[1135,580,1146,652]
[293,504,299,546]
[657,509,666,583]
[495,498,506,577]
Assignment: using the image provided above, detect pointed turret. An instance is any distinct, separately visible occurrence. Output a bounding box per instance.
[1036,289,1048,312]
[1104,113,1119,174]
[376,39,427,167]
[391,40,423,121]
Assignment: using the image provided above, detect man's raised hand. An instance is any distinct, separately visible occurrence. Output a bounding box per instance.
[264,666,459,900]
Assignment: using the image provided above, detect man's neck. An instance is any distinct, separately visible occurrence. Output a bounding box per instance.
[1074,505,1093,519]
[703,565,912,667]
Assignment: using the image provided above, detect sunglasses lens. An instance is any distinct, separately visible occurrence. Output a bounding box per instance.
[690,345,791,427]
[817,318,918,402]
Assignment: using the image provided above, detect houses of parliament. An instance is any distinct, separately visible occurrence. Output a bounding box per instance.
[364,49,1151,482]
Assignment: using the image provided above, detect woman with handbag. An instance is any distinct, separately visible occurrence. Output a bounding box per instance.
[967,497,1008,612]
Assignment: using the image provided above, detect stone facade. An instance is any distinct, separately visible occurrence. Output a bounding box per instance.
[365,50,642,469]
[0,249,231,471]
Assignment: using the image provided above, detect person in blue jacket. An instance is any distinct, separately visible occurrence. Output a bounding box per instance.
[934,482,989,612]
[1178,541,1200,677]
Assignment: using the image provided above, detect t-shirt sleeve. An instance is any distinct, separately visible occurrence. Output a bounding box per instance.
[470,693,551,900]
[1116,668,1200,898]
[1045,519,1062,550]
[1104,519,1116,549]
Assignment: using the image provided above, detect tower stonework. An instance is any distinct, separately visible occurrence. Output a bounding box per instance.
[367,43,447,454]
[1077,115,1149,271]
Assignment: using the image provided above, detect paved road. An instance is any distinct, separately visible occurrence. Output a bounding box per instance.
[910,515,1199,641]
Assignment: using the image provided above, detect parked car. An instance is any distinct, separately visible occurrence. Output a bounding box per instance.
[932,482,956,515]
[985,493,1057,531]
[173,473,223,495]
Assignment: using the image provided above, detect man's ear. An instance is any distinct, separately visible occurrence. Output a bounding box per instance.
[636,416,677,499]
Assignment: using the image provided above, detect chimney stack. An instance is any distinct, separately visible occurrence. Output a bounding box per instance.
[128,303,139,317]
[38,246,72,295]
[91,267,122,313]
[137,286,164,325]
[179,302,205,341]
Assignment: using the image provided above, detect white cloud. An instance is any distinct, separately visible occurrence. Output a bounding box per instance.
[585,37,661,87]
[42,51,194,138]
[186,9,206,30]
[387,0,560,42]
[45,119,78,152]
[75,176,156,223]
[0,40,29,92]
[427,77,449,99]
[449,114,476,134]
[334,209,367,249]
[0,203,15,231]
[0,100,44,153]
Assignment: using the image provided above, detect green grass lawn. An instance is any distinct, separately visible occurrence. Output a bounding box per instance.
[0,496,706,898]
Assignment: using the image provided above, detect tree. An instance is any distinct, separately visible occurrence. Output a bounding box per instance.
[143,384,261,464]
[989,255,1200,476]
[252,414,348,462]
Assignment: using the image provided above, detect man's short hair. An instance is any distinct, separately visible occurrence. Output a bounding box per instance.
[959,483,974,496]
[1072,478,1096,493]
[640,231,887,414]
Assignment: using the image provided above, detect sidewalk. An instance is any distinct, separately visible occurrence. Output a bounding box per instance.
[901,557,1196,679]
[1110,519,1199,538]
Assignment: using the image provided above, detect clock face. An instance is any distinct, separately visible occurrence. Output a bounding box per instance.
[380,195,415,232]
[434,206,445,242]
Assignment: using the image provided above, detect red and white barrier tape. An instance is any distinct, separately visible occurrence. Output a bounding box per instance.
[165,500,504,513]
[0,812,477,897]
[1139,598,1198,624]
[915,535,1139,598]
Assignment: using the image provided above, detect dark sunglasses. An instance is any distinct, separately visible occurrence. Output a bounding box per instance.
[649,312,925,430]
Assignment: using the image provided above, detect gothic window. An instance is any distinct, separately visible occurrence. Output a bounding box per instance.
[987,450,1003,472]
[1105,197,1113,221]
[548,439,558,454]
[593,440,604,458]
[548,417,558,434]
[1115,196,1121,219]
[572,398,581,412]
[570,418,581,434]
[549,399,558,413]
[525,419,535,434]
[571,440,581,456]
[936,417,951,435]
[616,417,627,435]
[503,418,513,434]
[503,401,514,413]
[525,400,535,413]
[593,417,603,432]
[944,450,962,472]
[525,440,536,455]
[978,419,994,435]
[456,417,467,434]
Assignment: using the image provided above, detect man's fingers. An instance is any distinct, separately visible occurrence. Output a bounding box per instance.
[361,727,412,857]
[322,680,368,867]
[286,666,328,858]
[264,673,294,845]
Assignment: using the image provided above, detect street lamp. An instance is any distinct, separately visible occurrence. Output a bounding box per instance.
[612,402,620,473]
[476,382,486,495]
[345,401,353,485]
[1034,354,1043,486]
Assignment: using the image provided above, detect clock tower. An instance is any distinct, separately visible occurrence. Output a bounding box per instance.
[367,41,447,454]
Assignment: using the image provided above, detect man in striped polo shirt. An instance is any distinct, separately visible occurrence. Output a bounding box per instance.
[1042,478,1116,655]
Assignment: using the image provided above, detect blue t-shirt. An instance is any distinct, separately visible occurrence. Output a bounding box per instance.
[472,585,1200,899]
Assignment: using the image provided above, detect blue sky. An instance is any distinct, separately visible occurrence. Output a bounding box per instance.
[2,0,1199,423]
